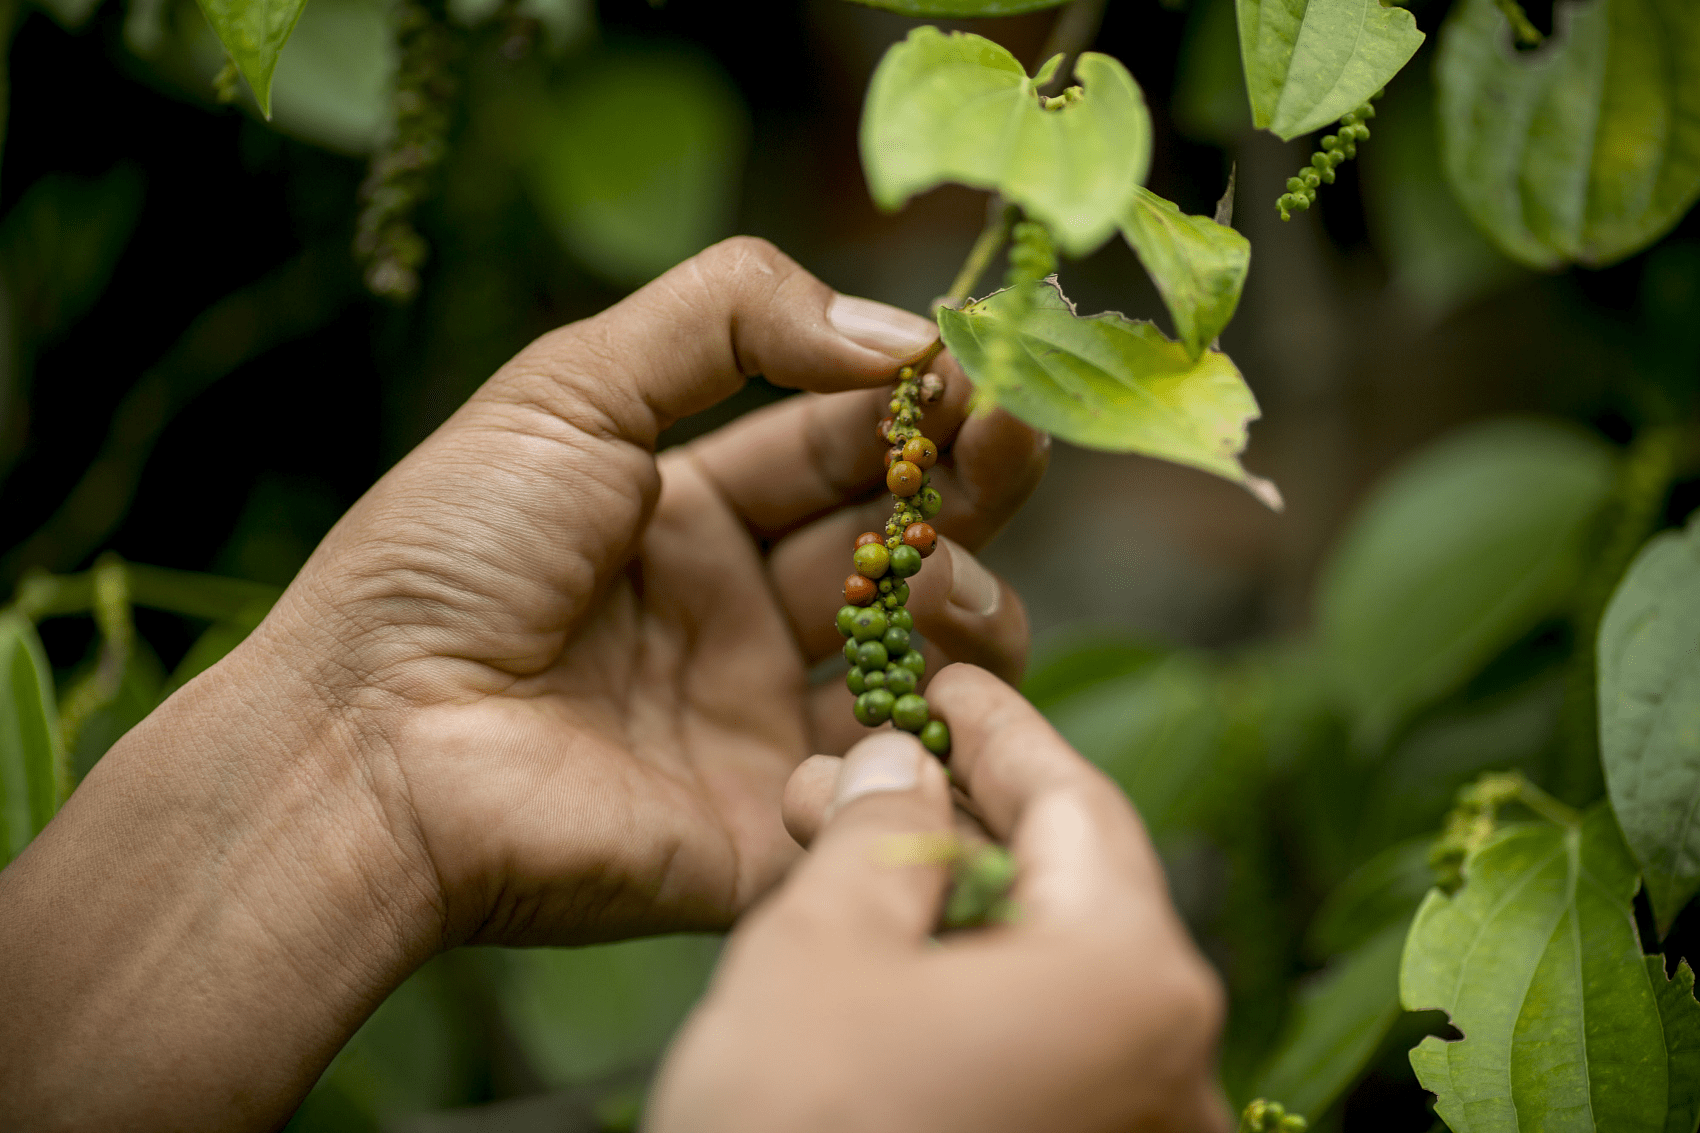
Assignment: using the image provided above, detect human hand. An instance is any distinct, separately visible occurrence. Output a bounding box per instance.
[646,664,1232,1133]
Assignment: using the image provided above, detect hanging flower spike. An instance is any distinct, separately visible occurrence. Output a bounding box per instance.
[1276,92,1382,221]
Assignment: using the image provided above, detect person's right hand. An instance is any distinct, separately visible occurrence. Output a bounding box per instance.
[645,664,1232,1133]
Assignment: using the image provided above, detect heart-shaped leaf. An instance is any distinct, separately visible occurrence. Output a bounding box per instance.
[1119,186,1249,360]
[936,280,1279,506]
[194,0,311,117]
[861,27,1151,257]
[1236,0,1424,141]
[1400,808,1700,1133]
[1598,515,1700,935]
[1437,0,1700,269]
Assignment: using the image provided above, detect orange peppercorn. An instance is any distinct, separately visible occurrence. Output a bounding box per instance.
[902,436,938,470]
[883,445,902,468]
[876,415,895,443]
[854,531,883,549]
[844,574,877,606]
[903,521,938,557]
[886,460,923,496]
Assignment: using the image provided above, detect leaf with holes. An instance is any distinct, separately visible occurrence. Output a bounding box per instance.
[937,280,1278,505]
[1400,807,1700,1133]
[1236,0,1425,141]
[1119,186,1249,360]
[1437,0,1700,268]
[861,27,1150,257]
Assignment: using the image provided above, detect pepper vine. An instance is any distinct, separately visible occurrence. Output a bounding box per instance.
[1276,93,1381,222]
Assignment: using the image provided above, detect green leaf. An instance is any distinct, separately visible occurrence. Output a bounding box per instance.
[1400,808,1699,1133]
[529,46,749,286]
[193,0,311,117]
[0,167,146,345]
[1021,633,1167,713]
[1119,185,1249,360]
[860,27,1151,257]
[936,281,1279,505]
[1648,957,1700,1133]
[1598,514,1700,934]
[1436,0,1700,270]
[36,0,104,31]
[1317,419,1614,747]
[1251,920,1408,1120]
[844,0,1066,13]
[1306,837,1433,958]
[264,0,393,155]
[0,613,64,865]
[1235,0,1424,141]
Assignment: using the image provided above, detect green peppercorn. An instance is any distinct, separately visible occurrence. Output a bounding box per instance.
[844,639,860,665]
[855,688,895,725]
[890,544,922,578]
[898,649,926,675]
[889,608,914,632]
[857,641,889,669]
[863,668,887,691]
[888,580,910,606]
[919,719,950,756]
[847,668,866,695]
[836,605,859,637]
[878,577,894,594]
[854,543,890,579]
[884,665,917,696]
[917,487,942,519]
[850,607,888,643]
[883,626,911,656]
[892,694,929,732]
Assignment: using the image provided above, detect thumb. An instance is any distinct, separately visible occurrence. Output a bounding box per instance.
[776,732,954,945]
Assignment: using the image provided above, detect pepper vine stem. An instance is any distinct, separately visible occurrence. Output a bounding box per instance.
[941,200,1019,310]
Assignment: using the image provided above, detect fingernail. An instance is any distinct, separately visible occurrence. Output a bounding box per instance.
[942,535,1000,617]
[828,294,938,360]
[832,732,923,811]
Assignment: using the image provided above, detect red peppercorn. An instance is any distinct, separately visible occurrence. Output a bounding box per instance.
[886,460,923,496]
[876,415,895,443]
[903,521,938,557]
[845,574,877,606]
[854,531,883,549]
[902,436,939,470]
[884,445,902,468]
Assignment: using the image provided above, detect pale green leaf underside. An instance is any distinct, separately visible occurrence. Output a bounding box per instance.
[1236,0,1424,140]
[1598,516,1700,935]
[1119,186,1249,360]
[843,0,1066,14]
[1253,921,1407,1119]
[0,613,63,866]
[1318,419,1613,747]
[1400,809,1700,1133]
[936,281,1279,506]
[1437,0,1700,269]
[860,27,1151,257]
[194,0,311,117]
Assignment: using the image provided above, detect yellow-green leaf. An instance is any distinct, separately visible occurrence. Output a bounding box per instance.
[1236,0,1424,141]
[194,0,311,117]
[1119,185,1249,360]
[860,27,1150,257]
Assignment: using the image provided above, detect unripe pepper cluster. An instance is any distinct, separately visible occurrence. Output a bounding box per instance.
[835,363,951,758]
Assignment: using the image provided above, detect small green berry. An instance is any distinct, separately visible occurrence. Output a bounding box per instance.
[898,649,926,676]
[843,639,859,666]
[836,605,859,637]
[850,607,888,643]
[887,580,910,606]
[847,668,866,695]
[883,626,911,656]
[889,608,914,632]
[855,688,895,725]
[856,641,889,669]
[917,487,942,519]
[890,544,922,577]
[884,665,917,696]
[854,543,890,579]
[891,694,929,732]
[863,668,887,691]
[878,577,894,594]
[919,719,950,756]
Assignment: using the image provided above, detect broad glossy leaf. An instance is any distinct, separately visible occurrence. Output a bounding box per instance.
[1401,808,1700,1133]
[1236,0,1424,140]
[1252,921,1407,1120]
[1318,419,1613,746]
[0,614,63,865]
[936,281,1279,505]
[861,28,1150,257]
[530,46,748,286]
[194,0,310,117]
[1437,0,1700,269]
[844,0,1065,13]
[1119,186,1249,360]
[1598,515,1700,934]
